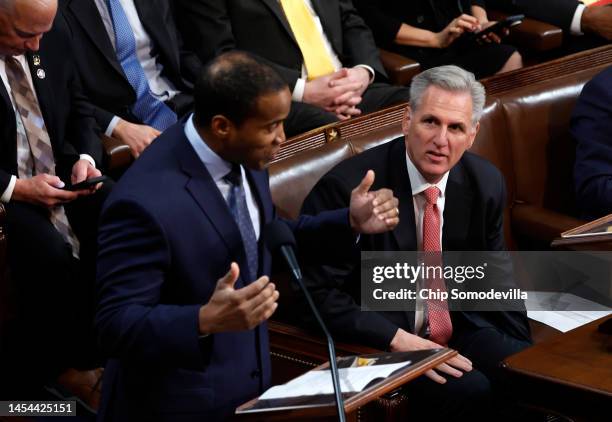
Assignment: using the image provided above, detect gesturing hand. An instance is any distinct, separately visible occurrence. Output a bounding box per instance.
[390,328,473,384]
[198,263,280,334]
[349,170,400,234]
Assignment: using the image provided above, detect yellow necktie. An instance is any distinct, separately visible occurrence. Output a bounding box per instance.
[280,0,336,80]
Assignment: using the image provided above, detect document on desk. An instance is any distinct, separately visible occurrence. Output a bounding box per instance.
[527,291,612,332]
[259,361,410,400]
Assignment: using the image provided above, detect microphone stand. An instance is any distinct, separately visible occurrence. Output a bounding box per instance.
[282,249,346,422]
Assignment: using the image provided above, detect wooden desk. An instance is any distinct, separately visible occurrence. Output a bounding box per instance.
[503,316,612,421]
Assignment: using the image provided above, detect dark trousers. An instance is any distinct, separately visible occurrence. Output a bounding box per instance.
[0,183,111,397]
[284,82,410,138]
[402,322,531,421]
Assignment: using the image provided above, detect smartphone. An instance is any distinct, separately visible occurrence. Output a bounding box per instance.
[62,175,109,191]
[468,14,524,41]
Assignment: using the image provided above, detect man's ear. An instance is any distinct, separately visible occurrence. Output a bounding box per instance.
[401,105,412,134]
[210,115,232,139]
[467,121,480,148]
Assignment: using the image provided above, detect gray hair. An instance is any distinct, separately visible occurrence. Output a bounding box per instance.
[409,65,486,126]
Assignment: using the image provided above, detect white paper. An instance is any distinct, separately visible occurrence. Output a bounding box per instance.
[260,361,411,400]
[526,291,612,333]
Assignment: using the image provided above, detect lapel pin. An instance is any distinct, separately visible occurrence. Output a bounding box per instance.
[36,69,46,80]
[33,55,41,66]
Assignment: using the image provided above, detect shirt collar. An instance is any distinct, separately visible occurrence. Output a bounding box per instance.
[184,114,232,182]
[405,151,449,198]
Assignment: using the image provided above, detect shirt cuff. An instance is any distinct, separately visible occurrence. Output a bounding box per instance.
[1,175,16,203]
[571,4,586,35]
[292,78,306,102]
[355,65,375,84]
[79,154,97,168]
[105,116,121,137]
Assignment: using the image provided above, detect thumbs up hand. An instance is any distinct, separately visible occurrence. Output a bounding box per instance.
[349,170,400,234]
[198,263,279,335]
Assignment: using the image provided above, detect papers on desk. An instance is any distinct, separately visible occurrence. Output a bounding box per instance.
[259,361,410,400]
[526,291,612,332]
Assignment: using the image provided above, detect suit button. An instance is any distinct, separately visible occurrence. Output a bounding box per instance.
[250,370,261,379]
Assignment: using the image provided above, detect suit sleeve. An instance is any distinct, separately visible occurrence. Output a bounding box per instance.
[572,70,612,219]
[352,0,404,48]
[485,0,578,30]
[299,173,400,350]
[338,0,387,79]
[96,199,209,370]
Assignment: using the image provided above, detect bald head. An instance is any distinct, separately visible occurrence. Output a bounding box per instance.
[0,0,56,55]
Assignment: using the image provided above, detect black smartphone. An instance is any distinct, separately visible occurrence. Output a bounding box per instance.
[468,14,524,41]
[63,175,109,191]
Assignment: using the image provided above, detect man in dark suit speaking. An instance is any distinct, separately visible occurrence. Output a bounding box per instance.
[301,65,531,420]
[95,51,400,421]
[174,0,410,137]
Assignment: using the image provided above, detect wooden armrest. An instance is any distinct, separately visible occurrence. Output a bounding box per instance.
[488,10,563,52]
[102,134,132,172]
[512,204,585,245]
[378,49,421,86]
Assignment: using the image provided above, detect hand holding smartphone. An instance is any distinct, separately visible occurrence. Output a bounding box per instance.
[62,175,109,191]
[468,14,524,43]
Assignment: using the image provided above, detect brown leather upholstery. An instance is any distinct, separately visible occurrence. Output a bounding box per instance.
[488,10,563,52]
[378,49,421,86]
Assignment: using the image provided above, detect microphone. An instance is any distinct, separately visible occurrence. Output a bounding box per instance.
[265,220,346,422]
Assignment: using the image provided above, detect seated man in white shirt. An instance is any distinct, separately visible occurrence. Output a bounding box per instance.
[0,0,110,402]
[60,0,202,158]
[174,0,411,137]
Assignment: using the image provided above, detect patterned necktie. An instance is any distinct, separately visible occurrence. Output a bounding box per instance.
[224,164,259,282]
[106,0,177,130]
[5,56,80,258]
[279,0,336,80]
[422,186,452,345]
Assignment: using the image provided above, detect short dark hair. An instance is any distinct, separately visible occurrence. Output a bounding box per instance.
[194,51,288,127]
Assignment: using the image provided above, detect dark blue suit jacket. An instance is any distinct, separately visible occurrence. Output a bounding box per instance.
[572,66,612,220]
[95,121,354,421]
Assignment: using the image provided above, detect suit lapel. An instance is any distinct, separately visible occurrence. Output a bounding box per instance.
[177,133,248,280]
[259,0,298,45]
[133,0,179,72]
[388,139,418,251]
[310,0,340,51]
[67,0,125,77]
[245,169,273,277]
[26,52,57,144]
[442,162,473,250]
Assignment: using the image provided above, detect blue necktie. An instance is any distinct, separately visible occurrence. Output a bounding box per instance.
[106,0,177,130]
[225,164,259,282]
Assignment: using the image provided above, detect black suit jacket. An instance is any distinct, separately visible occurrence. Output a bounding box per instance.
[174,0,387,89]
[59,0,201,130]
[353,0,485,48]
[0,14,102,194]
[301,138,530,350]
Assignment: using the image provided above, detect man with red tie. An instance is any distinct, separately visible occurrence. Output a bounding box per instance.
[301,65,531,420]
[0,0,109,402]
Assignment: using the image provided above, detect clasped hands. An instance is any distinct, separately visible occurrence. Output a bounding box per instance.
[303,66,371,120]
[199,170,400,335]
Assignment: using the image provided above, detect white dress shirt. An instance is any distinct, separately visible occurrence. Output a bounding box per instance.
[94,0,179,135]
[571,4,586,35]
[184,114,261,240]
[279,0,374,101]
[0,55,95,203]
[406,152,450,335]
